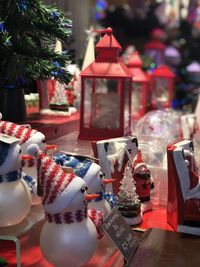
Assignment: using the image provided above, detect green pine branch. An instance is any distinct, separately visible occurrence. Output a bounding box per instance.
[0,0,72,87]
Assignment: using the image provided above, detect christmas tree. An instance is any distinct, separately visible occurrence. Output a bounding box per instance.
[0,0,72,121]
[117,161,142,225]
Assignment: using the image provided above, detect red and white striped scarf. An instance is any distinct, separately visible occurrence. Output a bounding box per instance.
[46,208,104,239]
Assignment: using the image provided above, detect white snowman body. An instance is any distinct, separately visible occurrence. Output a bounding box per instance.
[40,178,97,267]
[0,139,31,227]
[87,171,111,218]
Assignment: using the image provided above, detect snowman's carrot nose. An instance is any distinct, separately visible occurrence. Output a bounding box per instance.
[45,144,58,150]
[21,155,34,161]
[103,178,115,184]
[85,193,100,201]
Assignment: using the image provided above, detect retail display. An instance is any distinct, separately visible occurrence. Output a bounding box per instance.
[0,134,31,227]
[1,1,200,266]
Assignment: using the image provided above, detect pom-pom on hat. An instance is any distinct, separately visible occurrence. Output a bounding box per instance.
[133,150,146,173]
[0,120,37,144]
[54,153,101,186]
[27,144,86,214]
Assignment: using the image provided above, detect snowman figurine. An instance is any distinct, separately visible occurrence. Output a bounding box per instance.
[28,145,103,267]
[54,153,114,218]
[0,113,56,204]
[0,134,32,227]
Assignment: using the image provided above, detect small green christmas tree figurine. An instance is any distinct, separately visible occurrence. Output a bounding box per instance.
[117,162,143,226]
[0,0,72,121]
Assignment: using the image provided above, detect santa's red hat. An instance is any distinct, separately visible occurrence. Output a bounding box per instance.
[27,144,86,214]
[133,150,146,173]
[0,116,37,144]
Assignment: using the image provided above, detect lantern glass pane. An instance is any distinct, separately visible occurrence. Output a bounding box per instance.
[83,78,93,128]
[124,80,130,128]
[84,78,120,129]
[152,77,169,107]
[132,82,142,117]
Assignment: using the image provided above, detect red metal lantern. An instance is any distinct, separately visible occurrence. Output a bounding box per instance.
[78,28,133,140]
[127,51,149,119]
[150,65,175,109]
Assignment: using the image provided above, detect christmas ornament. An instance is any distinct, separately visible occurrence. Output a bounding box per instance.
[133,150,154,213]
[0,134,31,227]
[117,162,142,226]
[28,144,103,267]
[54,153,114,217]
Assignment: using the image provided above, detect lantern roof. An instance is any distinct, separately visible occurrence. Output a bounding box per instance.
[81,60,133,78]
[81,28,132,78]
[129,67,148,82]
[96,28,122,50]
[144,40,166,51]
[127,51,142,68]
[151,65,175,78]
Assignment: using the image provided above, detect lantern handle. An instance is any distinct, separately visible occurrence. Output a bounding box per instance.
[92,27,112,34]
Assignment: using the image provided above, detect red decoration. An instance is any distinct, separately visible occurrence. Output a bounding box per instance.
[150,65,175,109]
[79,28,133,140]
[127,51,149,119]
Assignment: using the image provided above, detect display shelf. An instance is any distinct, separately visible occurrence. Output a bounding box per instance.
[26,112,80,140]
[0,205,45,267]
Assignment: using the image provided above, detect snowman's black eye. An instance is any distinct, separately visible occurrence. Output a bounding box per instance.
[42,139,46,143]
[19,149,22,154]
[99,174,103,179]
[80,188,85,193]
[85,186,88,191]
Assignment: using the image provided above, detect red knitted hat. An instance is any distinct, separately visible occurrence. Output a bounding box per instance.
[0,120,37,144]
[27,144,86,214]
[133,150,146,173]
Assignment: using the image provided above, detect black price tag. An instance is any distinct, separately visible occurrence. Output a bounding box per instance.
[101,208,139,265]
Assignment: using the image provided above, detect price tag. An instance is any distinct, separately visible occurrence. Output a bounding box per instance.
[0,134,20,144]
[101,208,139,265]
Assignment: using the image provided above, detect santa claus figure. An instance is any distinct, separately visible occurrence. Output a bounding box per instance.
[133,150,154,213]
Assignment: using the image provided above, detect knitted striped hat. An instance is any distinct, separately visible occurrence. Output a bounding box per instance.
[0,120,37,144]
[54,153,101,186]
[27,144,86,214]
